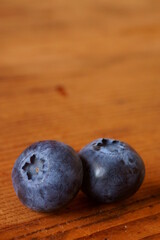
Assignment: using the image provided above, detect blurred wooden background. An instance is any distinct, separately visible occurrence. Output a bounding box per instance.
[0,0,160,239]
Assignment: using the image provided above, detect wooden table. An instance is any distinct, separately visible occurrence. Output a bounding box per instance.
[0,0,160,239]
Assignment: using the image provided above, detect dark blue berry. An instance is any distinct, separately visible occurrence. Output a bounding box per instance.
[79,138,145,203]
[12,141,83,212]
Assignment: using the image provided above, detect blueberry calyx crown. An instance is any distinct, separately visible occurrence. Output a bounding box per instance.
[93,138,119,151]
[22,154,46,181]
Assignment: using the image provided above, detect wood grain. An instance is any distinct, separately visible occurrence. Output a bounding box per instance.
[0,0,160,239]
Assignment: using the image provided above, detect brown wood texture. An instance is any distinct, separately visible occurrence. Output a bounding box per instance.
[0,0,160,239]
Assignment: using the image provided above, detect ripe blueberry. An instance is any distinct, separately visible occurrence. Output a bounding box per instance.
[79,138,145,203]
[12,140,83,212]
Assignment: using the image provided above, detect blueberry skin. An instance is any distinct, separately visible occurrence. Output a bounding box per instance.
[12,141,83,212]
[79,138,145,203]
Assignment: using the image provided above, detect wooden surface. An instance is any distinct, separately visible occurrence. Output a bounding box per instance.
[0,0,160,239]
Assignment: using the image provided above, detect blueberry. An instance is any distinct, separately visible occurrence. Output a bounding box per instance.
[79,138,145,203]
[12,141,83,212]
